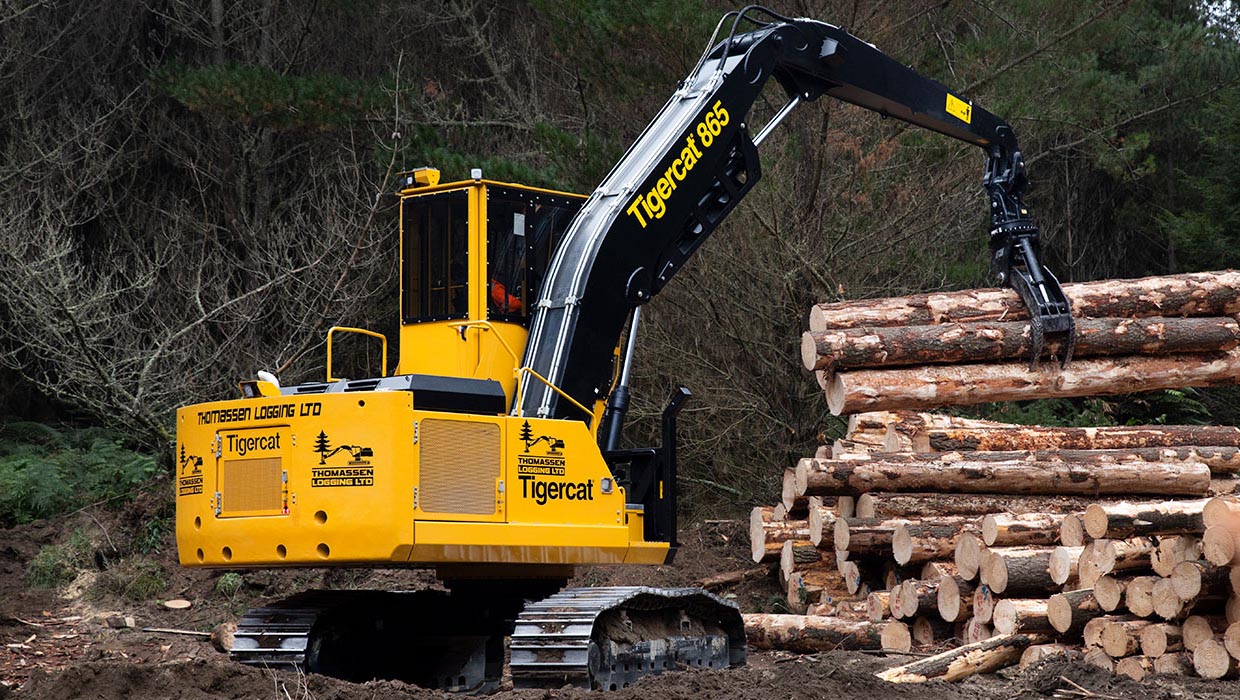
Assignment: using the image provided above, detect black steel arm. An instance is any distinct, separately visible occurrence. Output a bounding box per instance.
[518,6,1073,422]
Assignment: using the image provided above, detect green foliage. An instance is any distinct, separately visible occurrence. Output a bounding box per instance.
[956,399,1117,428]
[152,64,382,130]
[0,422,157,527]
[25,529,92,588]
[96,557,167,602]
[215,572,244,598]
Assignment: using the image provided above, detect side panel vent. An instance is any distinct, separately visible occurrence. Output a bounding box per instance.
[418,419,500,515]
[220,457,284,517]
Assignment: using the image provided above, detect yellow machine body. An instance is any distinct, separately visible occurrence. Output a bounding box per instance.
[175,173,669,573]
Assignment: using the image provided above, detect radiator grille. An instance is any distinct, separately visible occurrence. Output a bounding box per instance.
[221,457,284,516]
[419,419,500,515]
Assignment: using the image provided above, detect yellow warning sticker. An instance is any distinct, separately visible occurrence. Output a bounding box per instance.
[946,93,972,124]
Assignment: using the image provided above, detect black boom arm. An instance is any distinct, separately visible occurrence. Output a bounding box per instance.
[517,7,1073,422]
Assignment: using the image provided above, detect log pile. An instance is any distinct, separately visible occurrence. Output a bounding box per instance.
[747,410,1240,684]
[801,271,1240,415]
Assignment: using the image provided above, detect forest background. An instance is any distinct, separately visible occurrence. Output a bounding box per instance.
[3,0,1240,524]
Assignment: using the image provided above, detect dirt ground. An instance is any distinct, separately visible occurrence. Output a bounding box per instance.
[4,489,1240,700]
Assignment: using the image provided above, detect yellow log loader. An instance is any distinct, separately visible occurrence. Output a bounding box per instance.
[176,6,1072,691]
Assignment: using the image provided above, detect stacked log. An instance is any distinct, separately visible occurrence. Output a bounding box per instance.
[748,410,1240,684]
[803,271,1240,415]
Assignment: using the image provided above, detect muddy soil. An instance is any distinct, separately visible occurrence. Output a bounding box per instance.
[3,489,1240,700]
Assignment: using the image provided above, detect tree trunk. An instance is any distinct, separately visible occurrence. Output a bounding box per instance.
[797,456,1211,497]
[1203,525,1239,566]
[1182,615,1229,651]
[1194,638,1239,679]
[876,633,1050,683]
[1152,535,1202,577]
[857,492,1095,519]
[780,540,828,584]
[1020,644,1079,670]
[937,575,976,623]
[1171,560,1227,602]
[1048,589,1104,634]
[743,614,883,652]
[1125,577,1158,618]
[980,546,1059,595]
[807,505,838,548]
[825,349,1240,416]
[898,579,940,620]
[1083,499,1209,540]
[1078,537,1156,587]
[1059,515,1087,547]
[750,511,811,564]
[1139,622,1183,657]
[964,617,993,644]
[982,512,1065,547]
[954,532,985,581]
[786,569,850,613]
[810,271,1240,332]
[1093,575,1126,612]
[911,616,953,647]
[833,517,908,556]
[1223,621,1240,661]
[1115,655,1153,681]
[973,584,997,624]
[881,621,912,652]
[893,519,977,565]
[867,591,891,622]
[1048,545,1086,585]
[1101,618,1154,658]
[922,424,1240,453]
[1153,652,1193,675]
[802,316,1240,372]
[993,599,1052,635]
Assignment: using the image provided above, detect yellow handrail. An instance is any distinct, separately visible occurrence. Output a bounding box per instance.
[326,326,388,382]
[446,320,520,365]
[514,366,594,424]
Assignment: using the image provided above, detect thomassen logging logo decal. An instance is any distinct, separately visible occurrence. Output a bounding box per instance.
[517,421,593,505]
[310,431,375,487]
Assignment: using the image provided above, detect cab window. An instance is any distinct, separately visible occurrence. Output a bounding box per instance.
[486,187,581,325]
[402,190,469,322]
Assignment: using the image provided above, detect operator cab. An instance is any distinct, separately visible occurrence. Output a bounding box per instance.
[395,168,585,404]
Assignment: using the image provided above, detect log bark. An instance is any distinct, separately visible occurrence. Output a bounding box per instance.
[899,579,940,621]
[834,517,907,556]
[825,349,1240,416]
[1139,622,1182,658]
[893,519,978,565]
[923,424,1240,453]
[699,565,773,591]
[1078,537,1156,587]
[993,599,1052,635]
[781,468,802,512]
[1182,614,1228,651]
[980,546,1059,595]
[881,621,912,652]
[855,493,1090,519]
[937,575,976,623]
[1048,589,1104,635]
[810,271,1240,332]
[807,505,837,548]
[1171,560,1227,602]
[780,540,829,585]
[801,316,1240,373]
[1152,535,1202,577]
[1082,498,1209,540]
[876,633,1050,683]
[744,613,883,652]
[1193,638,1239,679]
[1049,545,1086,585]
[797,456,1211,497]
[751,507,813,563]
[1152,577,1189,621]
[982,512,1065,547]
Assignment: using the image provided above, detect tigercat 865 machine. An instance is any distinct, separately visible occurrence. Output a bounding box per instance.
[176,6,1075,692]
